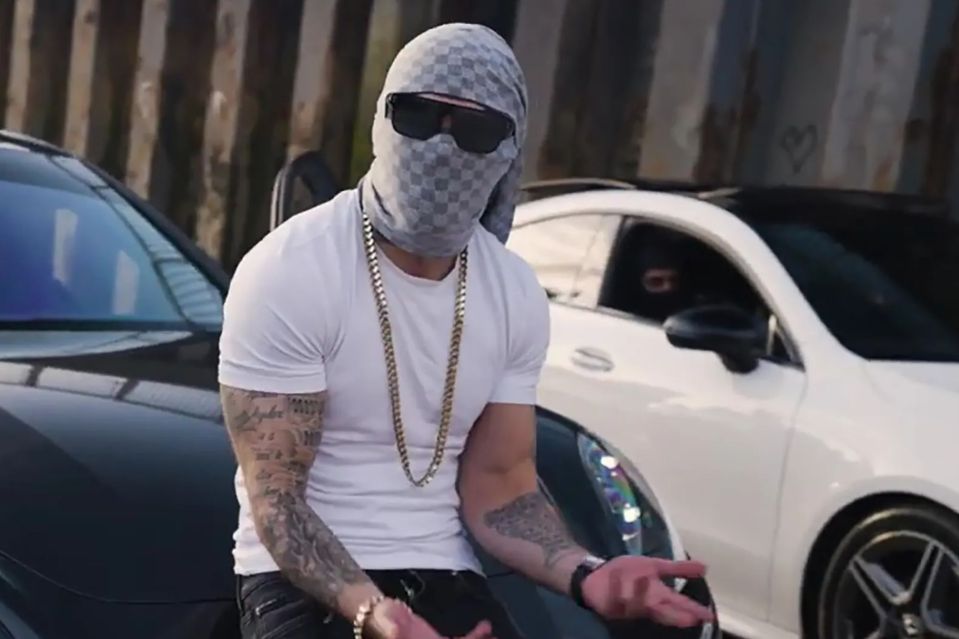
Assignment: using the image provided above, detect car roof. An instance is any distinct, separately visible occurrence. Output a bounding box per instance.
[0,129,105,195]
[517,177,952,226]
[0,129,70,156]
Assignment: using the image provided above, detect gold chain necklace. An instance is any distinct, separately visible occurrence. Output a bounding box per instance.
[360,212,468,487]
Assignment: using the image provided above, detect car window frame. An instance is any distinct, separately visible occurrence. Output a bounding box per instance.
[605,215,803,367]
[513,209,804,369]
[510,211,626,309]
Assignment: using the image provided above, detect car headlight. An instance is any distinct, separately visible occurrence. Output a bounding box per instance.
[576,433,686,564]
[577,433,715,631]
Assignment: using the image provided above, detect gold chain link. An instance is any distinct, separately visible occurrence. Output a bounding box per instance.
[361,212,467,488]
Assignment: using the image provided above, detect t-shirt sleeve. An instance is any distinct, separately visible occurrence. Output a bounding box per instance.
[217,246,330,394]
[489,268,550,405]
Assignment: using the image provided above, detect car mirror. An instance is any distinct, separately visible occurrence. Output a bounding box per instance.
[268,151,340,232]
[663,304,768,373]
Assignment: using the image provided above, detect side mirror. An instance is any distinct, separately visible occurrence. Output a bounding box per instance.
[663,304,768,373]
[269,151,340,232]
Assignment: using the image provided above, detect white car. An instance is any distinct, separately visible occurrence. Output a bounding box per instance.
[506,179,959,639]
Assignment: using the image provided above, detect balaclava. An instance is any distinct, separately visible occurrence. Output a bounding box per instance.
[633,236,689,321]
[360,23,528,257]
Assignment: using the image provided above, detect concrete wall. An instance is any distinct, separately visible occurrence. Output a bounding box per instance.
[2,0,957,269]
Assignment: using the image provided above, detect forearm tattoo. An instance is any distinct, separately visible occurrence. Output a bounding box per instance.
[482,491,580,568]
[221,386,369,607]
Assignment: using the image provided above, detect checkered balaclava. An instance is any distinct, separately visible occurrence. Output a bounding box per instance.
[361,23,528,257]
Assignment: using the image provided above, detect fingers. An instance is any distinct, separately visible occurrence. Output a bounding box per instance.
[459,620,495,639]
[391,605,496,639]
[588,557,714,626]
[389,605,413,637]
[664,588,715,621]
[389,605,446,639]
[648,583,715,627]
[651,604,700,628]
[651,558,708,579]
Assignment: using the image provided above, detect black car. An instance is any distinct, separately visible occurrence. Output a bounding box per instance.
[0,130,718,639]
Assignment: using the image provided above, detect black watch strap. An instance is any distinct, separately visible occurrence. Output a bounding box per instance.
[570,555,607,609]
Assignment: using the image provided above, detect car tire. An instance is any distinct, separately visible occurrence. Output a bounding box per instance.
[816,503,959,639]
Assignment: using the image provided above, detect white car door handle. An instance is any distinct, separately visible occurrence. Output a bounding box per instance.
[571,347,614,372]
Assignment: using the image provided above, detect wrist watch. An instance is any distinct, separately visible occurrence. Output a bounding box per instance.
[569,554,608,609]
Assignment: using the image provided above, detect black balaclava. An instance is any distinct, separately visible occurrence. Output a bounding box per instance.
[633,239,688,321]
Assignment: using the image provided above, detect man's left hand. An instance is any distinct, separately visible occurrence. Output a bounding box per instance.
[581,556,715,627]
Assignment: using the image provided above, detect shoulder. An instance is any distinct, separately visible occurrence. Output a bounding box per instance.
[472,227,549,344]
[232,189,359,290]
[473,230,550,393]
[473,226,547,307]
[243,189,357,267]
[224,189,360,340]
[218,192,359,389]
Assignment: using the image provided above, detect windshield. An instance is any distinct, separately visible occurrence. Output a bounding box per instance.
[0,150,222,330]
[751,212,959,362]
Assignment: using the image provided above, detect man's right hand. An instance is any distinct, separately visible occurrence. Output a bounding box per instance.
[581,556,714,626]
[367,599,496,639]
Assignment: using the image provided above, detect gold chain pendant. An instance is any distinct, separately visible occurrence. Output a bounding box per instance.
[361,212,468,488]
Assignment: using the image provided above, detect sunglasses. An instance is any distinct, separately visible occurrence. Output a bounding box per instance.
[385,93,515,154]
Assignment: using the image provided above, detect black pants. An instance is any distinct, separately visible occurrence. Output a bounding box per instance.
[237,569,525,638]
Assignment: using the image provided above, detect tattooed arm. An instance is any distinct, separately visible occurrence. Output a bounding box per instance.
[220,385,383,620]
[458,402,589,594]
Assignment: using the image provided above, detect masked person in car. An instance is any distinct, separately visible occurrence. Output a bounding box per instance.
[218,23,714,639]
[632,232,692,323]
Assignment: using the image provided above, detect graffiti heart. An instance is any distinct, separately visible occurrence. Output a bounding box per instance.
[779,124,818,174]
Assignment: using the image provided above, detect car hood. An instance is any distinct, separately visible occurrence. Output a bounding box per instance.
[0,333,238,603]
[0,330,195,360]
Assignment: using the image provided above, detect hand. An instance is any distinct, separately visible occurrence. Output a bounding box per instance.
[581,556,715,627]
[367,598,497,639]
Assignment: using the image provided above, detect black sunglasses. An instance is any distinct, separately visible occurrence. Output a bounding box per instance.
[385,93,515,155]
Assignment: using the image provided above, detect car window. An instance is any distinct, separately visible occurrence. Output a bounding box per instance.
[752,218,959,362]
[0,150,222,328]
[575,216,620,308]
[600,220,793,362]
[507,214,621,304]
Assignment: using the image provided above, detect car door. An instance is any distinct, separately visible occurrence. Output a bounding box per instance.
[508,209,806,622]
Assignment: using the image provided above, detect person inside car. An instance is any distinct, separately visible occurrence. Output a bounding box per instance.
[609,226,694,324]
[218,23,714,639]
[633,238,690,322]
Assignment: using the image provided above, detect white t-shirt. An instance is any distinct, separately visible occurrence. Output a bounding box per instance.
[218,189,549,575]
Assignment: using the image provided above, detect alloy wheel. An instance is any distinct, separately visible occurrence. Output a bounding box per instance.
[831,530,959,638]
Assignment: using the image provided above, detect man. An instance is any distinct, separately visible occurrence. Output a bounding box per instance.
[218,23,714,639]
[631,230,691,323]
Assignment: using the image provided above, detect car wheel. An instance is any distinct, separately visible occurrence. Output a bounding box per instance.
[816,504,959,639]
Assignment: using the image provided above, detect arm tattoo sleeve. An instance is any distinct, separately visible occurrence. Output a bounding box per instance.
[482,491,580,568]
[220,385,370,608]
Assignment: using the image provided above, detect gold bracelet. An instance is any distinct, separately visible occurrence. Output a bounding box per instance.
[352,594,387,639]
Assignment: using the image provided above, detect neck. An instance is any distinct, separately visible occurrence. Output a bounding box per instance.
[375,232,456,281]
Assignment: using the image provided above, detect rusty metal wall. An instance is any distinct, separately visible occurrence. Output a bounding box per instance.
[1,0,957,270]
